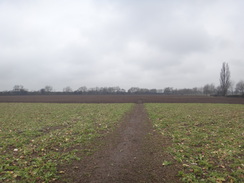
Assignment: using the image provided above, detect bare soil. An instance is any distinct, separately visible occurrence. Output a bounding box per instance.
[58,104,181,183]
[1,95,244,104]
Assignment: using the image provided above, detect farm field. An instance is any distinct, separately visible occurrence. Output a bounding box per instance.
[0,103,133,182]
[1,102,244,182]
[0,95,244,104]
[146,103,244,182]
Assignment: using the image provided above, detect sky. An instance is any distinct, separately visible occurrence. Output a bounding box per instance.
[0,0,244,91]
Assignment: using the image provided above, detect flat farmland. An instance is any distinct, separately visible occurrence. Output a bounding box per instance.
[146,103,244,182]
[0,103,133,182]
[1,101,244,182]
[0,95,244,104]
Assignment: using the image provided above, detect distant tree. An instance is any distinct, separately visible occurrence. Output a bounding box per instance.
[149,89,157,94]
[104,87,119,94]
[229,80,235,95]
[13,85,24,92]
[77,86,87,93]
[215,86,222,96]
[197,87,204,94]
[235,80,244,95]
[120,89,126,93]
[128,87,140,94]
[44,85,53,92]
[192,87,203,95]
[157,89,163,93]
[40,88,46,94]
[219,62,231,96]
[140,88,149,94]
[164,87,174,95]
[12,85,28,95]
[203,84,216,95]
[63,86,73,93]
[113,86,122,93]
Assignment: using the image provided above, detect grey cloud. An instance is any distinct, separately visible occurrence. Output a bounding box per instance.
[0,0,244,91]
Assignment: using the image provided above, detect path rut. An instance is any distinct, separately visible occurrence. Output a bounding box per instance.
[61,104,181,182]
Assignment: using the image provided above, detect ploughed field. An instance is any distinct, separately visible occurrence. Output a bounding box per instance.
[0,102,243,182]
[0,94,244,104]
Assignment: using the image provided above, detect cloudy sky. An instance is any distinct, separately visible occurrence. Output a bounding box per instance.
[0,0,243,91]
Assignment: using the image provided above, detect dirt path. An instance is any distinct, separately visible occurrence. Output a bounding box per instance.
[61,104,181,182]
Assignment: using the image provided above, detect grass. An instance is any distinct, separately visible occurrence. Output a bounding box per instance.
[0,103,133,182]
[145,103,244,183]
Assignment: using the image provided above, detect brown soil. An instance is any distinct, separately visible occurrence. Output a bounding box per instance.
[1,95,244,104]
[58,104,181,183]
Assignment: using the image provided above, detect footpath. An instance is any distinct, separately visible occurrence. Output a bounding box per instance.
[61,104,181,183]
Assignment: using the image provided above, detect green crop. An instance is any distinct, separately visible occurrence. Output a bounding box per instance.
[145,103,244,183]
[0,103,133,182]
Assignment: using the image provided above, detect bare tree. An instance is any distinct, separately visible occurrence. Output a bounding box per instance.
[77,86,87,93]
[164,87,174,95]
[44,85,53,92]
[219,62,231,96]
[63,86,73,93]
[235,80,244,95]
[13,85,24,92]
[203,84,216,95]
[12,85,28,94]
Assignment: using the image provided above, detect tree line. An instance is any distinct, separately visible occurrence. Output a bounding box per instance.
[1,82,243,96]
[1,63,243,96]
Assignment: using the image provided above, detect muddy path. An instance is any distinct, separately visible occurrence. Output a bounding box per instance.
[61,104,181,182]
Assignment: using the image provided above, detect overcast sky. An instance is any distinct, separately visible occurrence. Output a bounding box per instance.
[0,0,243,91]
